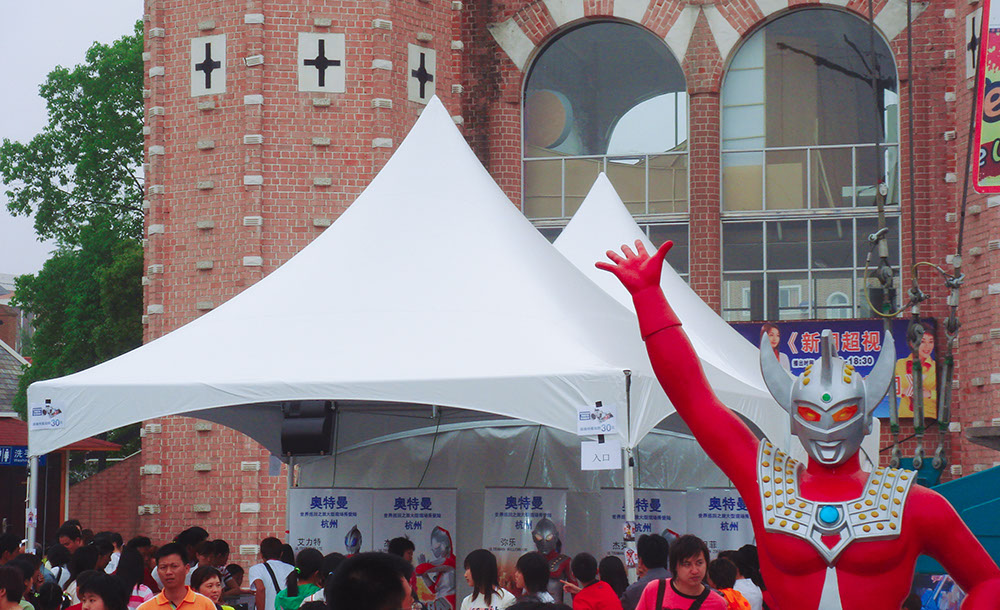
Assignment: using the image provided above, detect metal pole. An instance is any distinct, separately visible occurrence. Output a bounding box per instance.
[623,370,638,582]
[25,456,38,551]
[285,456,295,541]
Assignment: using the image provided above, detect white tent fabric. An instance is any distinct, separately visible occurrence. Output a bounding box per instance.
[554,174,879,464]
[28,98,666,457]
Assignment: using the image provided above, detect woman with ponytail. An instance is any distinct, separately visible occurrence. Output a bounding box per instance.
[273,550,322,610]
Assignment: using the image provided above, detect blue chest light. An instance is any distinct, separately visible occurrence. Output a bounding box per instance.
[819,505,840,525]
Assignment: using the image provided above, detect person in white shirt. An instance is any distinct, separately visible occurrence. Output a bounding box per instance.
[247,538,294,610]
[718,551,762,610]
[460,550,515,610]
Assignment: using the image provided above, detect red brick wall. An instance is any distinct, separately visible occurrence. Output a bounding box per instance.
[118,0,998,549]
[69,453,142,539]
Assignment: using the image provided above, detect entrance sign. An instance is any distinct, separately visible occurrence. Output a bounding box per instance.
[581,438,622,470]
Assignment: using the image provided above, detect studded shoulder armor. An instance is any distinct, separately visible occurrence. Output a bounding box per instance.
[757,440,916,565]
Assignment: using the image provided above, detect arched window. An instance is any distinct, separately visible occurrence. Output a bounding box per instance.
[523,21,690,275]
[719,8,901,321]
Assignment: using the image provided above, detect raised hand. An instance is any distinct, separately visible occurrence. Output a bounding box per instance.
[595,239,673,295]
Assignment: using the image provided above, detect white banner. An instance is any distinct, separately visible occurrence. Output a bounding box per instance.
[288,488,373,555]
[599,489,687,558]
[373,489,457,610]
[684,489,754,556]
[482,488,569,599]
[581,439,622,470]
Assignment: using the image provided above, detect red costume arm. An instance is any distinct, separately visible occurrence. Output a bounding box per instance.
[598,241,759,495]
[909,487,1000,608]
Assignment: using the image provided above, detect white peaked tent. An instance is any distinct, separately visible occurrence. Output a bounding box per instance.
[554,174,880,463]
[27,98,668,459]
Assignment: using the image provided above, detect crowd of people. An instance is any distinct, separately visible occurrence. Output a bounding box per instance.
[0,521,807,610]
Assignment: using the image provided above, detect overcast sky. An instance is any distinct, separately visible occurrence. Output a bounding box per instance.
[0,0,143,277]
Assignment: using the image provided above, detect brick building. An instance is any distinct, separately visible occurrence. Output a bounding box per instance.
[127,0,999,556]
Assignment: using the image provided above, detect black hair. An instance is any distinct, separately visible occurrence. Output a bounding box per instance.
[285,548,323,597]
[15,552,41,572]
[0,533,19,557]
[175,528,209,550]
[95,533,123,549]
[78,571,128,610]
[113,546,145,593]
[34,582,67,610]
[736,545,764,589]
[669,535,710,575]
[0,565,24,603]
[6,558,34,585]
[212,540,230,558]
[636,534,670,570]
[386,538,415,558]
[90,538,115,558]
[125,537,151,551]
[325,552,411,610]
[61,521,82,530]
[570,552,597,585]
[226,564,244,580]
[47,544,70,568]
[514,552,549,595]
[67,546,100,586]
[463,549,501,606]
[155,543,188,566]
[190,566,222,593]
[195,541,215,560]
[279,545,295,566]
[56,525,82,543]
[707,558,737,590]
[259,537,283,561]
[298,603,326,610]
[597,556,629,597]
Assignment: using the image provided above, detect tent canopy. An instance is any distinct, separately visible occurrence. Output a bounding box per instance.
[28,98,667,457]
[553,174,790,447]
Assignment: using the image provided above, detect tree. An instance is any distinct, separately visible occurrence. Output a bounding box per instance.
[0,21,144,245]
[2,23,145,463]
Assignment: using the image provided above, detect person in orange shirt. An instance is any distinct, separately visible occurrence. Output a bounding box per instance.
[707,559,749,610]
[137,545,214,610]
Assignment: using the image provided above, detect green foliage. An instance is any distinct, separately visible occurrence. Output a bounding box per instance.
[12,223,143,419]
[4,23,146,464]
[0,21,144,245]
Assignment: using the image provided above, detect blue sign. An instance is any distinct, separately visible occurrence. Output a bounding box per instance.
[0,446,46,467]
[731,318,937,419]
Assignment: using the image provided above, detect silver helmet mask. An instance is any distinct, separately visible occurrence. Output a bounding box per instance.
[760,329,895,466]
[531,517,562,555]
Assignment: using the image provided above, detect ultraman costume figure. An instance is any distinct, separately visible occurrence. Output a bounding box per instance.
[598,240,1000,609]
[532,517,574,602]
[414,526,456,610]
[344,525,362,556]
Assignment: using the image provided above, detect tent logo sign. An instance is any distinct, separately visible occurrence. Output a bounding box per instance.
[30,398,64,430]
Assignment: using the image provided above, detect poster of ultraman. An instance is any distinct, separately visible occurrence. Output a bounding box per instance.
[372,489,457,610]
[684,489,754,557]
[287,488,373,555]
[599,490,687,558]
[482,488,570,602]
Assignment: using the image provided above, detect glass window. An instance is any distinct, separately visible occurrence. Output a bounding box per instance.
[720,8,901,321]
[523,22,688,219]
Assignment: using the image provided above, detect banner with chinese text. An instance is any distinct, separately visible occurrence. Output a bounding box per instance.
[975,0,1000,191]
[598,490,686,558]
[684,489,753,556]
[288,488,373,555]
[482,488,568,594]
[373,489,457,610]
[731,318,937,419]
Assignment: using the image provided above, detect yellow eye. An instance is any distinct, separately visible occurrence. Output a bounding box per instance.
[833,404,858,422]
[797,406,821,422]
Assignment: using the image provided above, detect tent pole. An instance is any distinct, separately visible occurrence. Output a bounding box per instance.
[285,456,295,541]
[623,370,638,582]
[25,456,38,551]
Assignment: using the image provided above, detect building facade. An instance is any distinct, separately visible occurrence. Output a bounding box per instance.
[135,0,997,553]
